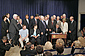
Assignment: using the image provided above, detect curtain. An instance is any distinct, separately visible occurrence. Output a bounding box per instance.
[0,0,78,38]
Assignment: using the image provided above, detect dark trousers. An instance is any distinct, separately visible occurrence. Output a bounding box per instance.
[31,37,41,45]
[70,34,76,43]
[41,35,47,45]
[9,33,19,45]
[0,52,5,56]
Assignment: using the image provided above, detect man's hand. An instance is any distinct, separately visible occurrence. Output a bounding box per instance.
[35,36,37,38]
[32,35,35,37]
[46,29,48,31]
[60,32,62,34]
[41,32,43,35]
[49,29,51,31]
[53,32,55,33]
[22,39,25,41]
[69,31,71,33]
[6,30,8,32]
[84,37,85,39]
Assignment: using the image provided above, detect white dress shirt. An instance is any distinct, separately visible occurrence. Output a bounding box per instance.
[26,19,29,24]
[7,18,10,22]
[45,20,49,25]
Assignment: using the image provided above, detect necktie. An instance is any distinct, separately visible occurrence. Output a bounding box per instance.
[52,22,53,25]
[35,20,37,24]
[27,19,29,24]
[8,21,10,23]
[42,21,46,28]
[56,28,58,33]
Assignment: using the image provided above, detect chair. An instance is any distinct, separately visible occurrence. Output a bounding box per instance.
[74,48,84,53]
[44,49,57,55]
[19,41,26,48]
[73,53,85,56]
[63,47,72,54]
[53,54,72,56]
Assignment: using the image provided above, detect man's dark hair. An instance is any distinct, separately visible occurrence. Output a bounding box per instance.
[43,51,52,56]
[33,24,37,28]
[70,16,74,19]
[25,42,32,49]
[25,14,29,17]
[6,13,9,15]
[36,45,43,54]
[2,15,7,20]
[2,36,7,40]
[35,14,39,17]
[55,43,64,54]
[22,25,26,28]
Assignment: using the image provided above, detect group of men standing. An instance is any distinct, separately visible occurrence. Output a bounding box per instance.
[1,13,76,49]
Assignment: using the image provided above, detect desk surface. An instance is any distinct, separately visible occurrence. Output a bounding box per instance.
[50,33,67,39]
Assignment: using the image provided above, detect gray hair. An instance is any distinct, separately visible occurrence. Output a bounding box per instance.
[51,16,54,19]
[63,14,66,16]
[45,41,53,50]
[13,14,18,19]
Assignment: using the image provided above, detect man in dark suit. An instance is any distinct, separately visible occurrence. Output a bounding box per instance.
[48,16,57,33]
[39,16,48,45]
[53,24,62,33]
[63,14,70,24]
[48,16,57,41]
[53,15,56,21]
[1,15,9,39]
[9,14,19,45]
[0,36,11,56]
[29,14,40,29]
[23,14,30,30]
[20,42,37,56]
[6,13,11,28]
[30,24,41,45]
[69,16,76,43]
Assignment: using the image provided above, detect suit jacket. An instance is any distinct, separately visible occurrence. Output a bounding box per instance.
[20,48,37,56]
[17,24,22,30]
[6,18,11,28]
[1,21,8,37]
[48,20,57,31]
[0,40,10,56]
[30,29,40,36]
[53,27,62,33]
[69,21,76,34]
[9,19,19,34]
[29,18,40,29]
[39,21,47,34]
[23,19,30,29]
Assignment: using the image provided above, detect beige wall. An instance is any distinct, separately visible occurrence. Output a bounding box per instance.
[79,0,85,13]
[78,0,85,31]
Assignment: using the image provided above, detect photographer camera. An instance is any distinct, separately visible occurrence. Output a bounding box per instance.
[0,36,11,56]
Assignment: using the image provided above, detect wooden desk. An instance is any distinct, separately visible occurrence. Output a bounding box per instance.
[50,33,67,44]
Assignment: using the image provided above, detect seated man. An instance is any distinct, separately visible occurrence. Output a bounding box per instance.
[19,25,29,49]
[30,24,41,45]
[20,42,37,56]
[0,36,11,56]
[53,24,62,34]
[35,45,43,56]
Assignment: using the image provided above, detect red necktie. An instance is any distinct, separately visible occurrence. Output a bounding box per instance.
[52,22,53,25]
